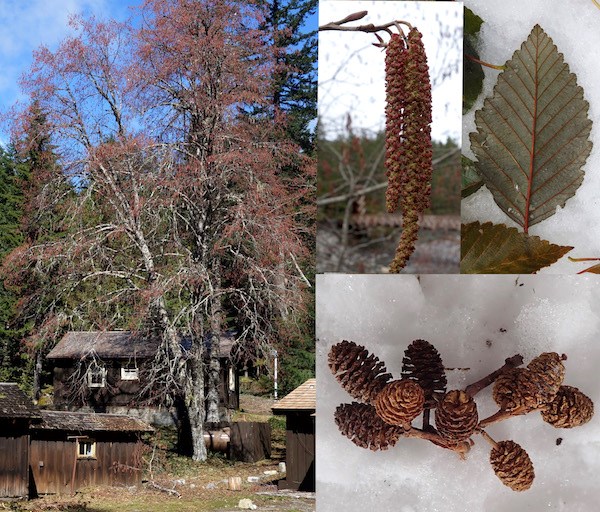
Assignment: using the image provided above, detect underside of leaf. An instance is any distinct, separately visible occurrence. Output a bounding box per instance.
[461,221,572,274]
[470,25,592,233]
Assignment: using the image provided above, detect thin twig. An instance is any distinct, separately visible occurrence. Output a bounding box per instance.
[319,11,413,48]
[289,252,312,288]
[478,406,529,428]
[464,354,524,397]
[465,53,505,71]
[477,428,498,449]
[405,427,471,458]
[320,19,413,34]
[317,148,460,207]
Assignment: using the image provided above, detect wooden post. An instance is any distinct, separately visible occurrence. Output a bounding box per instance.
[67,436,86,495]
[228,476,242,491]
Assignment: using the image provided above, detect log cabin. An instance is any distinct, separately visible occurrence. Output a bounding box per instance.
[30,410,152,495]
[47,331,240,425]
[0,384,152,498]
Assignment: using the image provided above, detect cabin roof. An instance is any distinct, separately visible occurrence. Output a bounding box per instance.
[33,410,153,433]
[47,331,235,360]
[272,378,316,413]
[0,383,41,419]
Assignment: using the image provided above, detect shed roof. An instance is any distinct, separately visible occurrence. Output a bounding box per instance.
[272,378,316,413]
[33,410,153,433]
[0,383,41,420]
[47,331,235,360]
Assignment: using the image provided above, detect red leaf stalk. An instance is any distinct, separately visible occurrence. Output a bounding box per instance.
[385,28,433,273]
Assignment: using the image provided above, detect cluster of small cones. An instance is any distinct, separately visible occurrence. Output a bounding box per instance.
[328,340,594,492]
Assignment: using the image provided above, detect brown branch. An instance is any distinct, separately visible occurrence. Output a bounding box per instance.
[477,428,499,449]
[464,354,524,397]
[146,480,182,498]
[319,11,413,39]
[317,148,460,207]
[405,426,471,459]
[477,405,530,429]
[465,53,505,71]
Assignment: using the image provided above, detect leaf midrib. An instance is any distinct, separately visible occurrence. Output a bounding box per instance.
[523,28,541,233]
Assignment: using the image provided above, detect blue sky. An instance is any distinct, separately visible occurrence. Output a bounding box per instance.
[0,0,318,146]
[0,0,132,143]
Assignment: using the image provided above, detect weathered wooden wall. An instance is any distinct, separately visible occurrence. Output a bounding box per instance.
[52,361,143,409]
[30,433,142,495]
[53,358,239,417]
[229,422,271,462]
[280,413,314,491]
[0,422,29,498]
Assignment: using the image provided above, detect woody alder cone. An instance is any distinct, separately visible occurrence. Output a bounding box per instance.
[401,339,447,407]
[493,367,540,412]
[328,340,392,404]
[435,390,478,442]
[541,385,594,428]
[335,402,403,451]
[374,379,425,426]
[527,352,565,406]
[490,440,535,491]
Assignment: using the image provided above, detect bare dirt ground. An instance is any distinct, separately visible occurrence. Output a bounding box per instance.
[8,394,314,512]
[317,219,460,274]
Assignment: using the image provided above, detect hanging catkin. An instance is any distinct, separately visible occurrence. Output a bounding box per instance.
[385,28,433,273]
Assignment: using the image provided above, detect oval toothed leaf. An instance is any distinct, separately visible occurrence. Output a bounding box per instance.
[470,25,592,233]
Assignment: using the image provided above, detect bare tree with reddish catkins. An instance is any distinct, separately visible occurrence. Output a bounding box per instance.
[7,0,312,462]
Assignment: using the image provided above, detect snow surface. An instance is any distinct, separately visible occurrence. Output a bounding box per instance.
[318,0,463,143]
[462,0,600,273]
[316,274,600,512]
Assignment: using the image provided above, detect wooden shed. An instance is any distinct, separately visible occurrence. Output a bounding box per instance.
[29,410,153,495]
[0,383,41,499]
[272,378,315,492]
[47,331,239,422]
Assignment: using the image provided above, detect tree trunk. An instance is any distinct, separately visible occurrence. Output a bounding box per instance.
[205,345,221,423]
[205,268,223,424]
[32,348,43,402]
[186,341,207,462]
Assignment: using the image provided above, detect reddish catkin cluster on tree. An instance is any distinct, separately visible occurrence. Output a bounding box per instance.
[384,28,433,273]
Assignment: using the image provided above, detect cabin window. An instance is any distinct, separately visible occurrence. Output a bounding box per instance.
[120,364,139,381]
[77,439,96,459]
[87,363,106,388]
[228,366,235,392]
